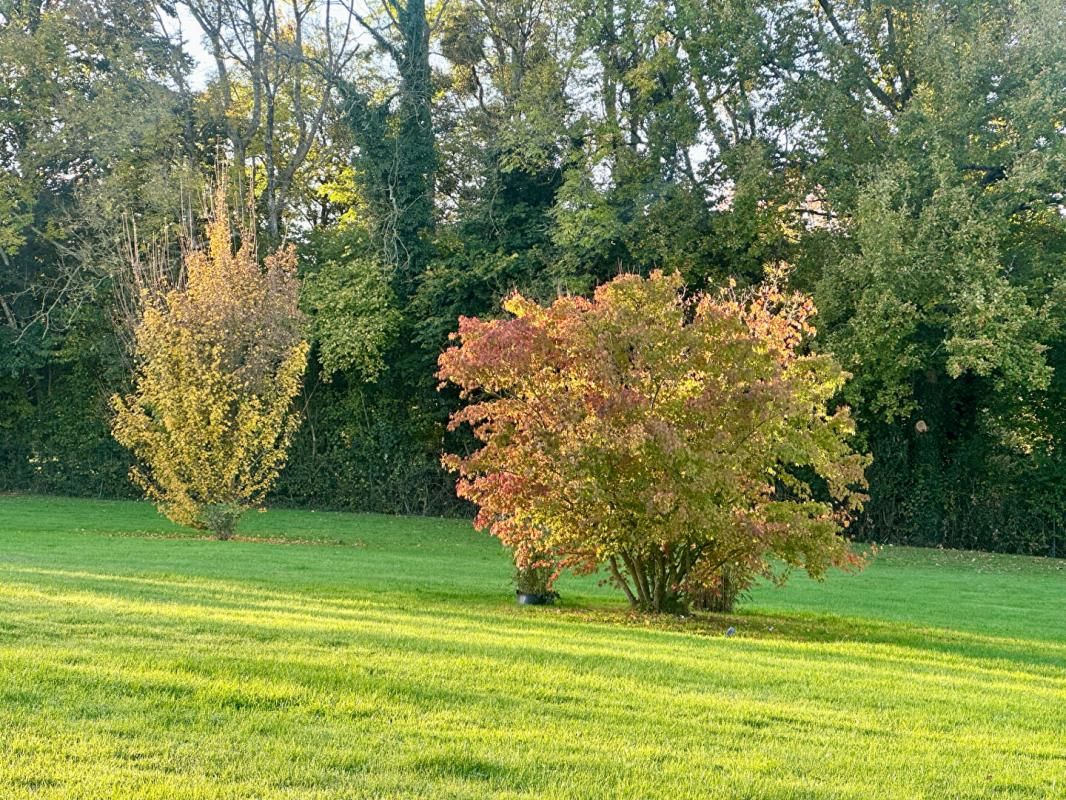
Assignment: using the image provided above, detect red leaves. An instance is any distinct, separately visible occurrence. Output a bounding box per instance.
[438,270,870,611]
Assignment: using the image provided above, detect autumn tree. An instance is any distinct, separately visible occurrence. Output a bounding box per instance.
[439,271,868,612]
[112,185,309,539]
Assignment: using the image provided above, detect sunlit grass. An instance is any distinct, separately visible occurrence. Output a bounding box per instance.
[1,494,1064,798]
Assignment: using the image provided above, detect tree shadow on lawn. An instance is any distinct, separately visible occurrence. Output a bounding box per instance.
[79,528,363,547]
[5,560,1065,680]
[535,603,1066,677]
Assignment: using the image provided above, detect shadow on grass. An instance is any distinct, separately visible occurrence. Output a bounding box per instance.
[78,529,365,547]
[534,602,1066,676]
[4,561,1065,680]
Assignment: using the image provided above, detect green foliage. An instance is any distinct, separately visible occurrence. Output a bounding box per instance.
[0,301,137,498]
[0,0,197,499]
[301,242,400,382]
[338,0,437,298]
[796,0,1066,549]
[273,374,465,516]
[0,367,137,498]
[4,0,1066,559]
[818,166,1052,422]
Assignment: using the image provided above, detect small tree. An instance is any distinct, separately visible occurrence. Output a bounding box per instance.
[438,270,869,612]
[112,186,309,539]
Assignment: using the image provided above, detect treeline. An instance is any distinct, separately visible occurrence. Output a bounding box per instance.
[2,0,1065,554]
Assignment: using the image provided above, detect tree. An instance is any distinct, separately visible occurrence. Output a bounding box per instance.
[791,0,1066,548]
[338,0,440,297]
[112,184,309,538]
[0,0,189,349]
[180,0,359,238]
[438,270,868,612]
[408,0,576,361]
[546,0,804,291]
[0,0,197,497]
[300,227,401,381]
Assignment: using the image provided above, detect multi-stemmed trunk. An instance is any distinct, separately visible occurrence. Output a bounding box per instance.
[608,548,689,614]
[608,546,741,614]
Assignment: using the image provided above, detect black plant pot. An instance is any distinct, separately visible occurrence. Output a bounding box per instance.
[516,591,557,606]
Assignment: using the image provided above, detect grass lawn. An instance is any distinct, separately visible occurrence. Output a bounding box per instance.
[1,494,1065,799]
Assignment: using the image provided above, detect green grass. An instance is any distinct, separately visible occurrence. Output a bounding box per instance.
[1,494,1065,799]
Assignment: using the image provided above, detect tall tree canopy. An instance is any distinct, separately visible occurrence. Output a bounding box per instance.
[2,0,1065,556]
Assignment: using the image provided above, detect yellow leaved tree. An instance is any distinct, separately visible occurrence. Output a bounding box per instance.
[112,185,309,539]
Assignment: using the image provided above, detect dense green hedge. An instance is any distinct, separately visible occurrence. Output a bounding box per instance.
[1,362,1062,557]
[0,361,466,517]
[859,426,1066,557]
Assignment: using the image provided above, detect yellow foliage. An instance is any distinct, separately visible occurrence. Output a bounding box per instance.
[112,184,308,538]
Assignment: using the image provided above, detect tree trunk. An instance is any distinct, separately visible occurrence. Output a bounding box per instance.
[618,549,686,614]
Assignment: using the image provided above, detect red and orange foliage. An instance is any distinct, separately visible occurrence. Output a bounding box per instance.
[438,270,869,612]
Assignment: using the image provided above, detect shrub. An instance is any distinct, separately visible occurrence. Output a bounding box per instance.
[112,186,309,539]
[438,270,869,612]
[513,562,556,598]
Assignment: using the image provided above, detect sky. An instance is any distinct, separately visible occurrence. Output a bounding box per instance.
[162,2,374,91]
[166,5,213,90]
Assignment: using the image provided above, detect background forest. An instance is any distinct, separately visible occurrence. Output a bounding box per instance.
[2,0,1065,555]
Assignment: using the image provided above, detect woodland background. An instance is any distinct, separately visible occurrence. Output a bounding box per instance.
[2,0,1065,554]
